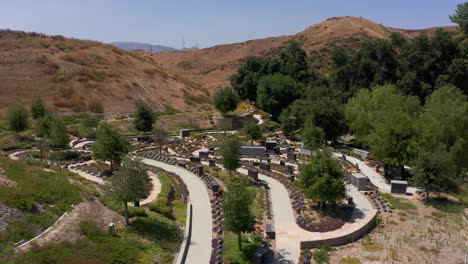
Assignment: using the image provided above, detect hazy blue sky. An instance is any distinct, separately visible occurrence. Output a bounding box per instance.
[0,0,463,48]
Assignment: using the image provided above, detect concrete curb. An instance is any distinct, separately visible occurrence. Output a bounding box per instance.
[176,203,193,264]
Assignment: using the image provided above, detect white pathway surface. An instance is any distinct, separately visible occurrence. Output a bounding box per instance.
[139,171,161,206]
[253,114,265,125]
[237,168,376,263]
[332,153,419,194]
[142,158,212,264]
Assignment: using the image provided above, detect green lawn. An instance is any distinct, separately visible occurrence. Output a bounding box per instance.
[222,232,263,264]
[380,193,416,210]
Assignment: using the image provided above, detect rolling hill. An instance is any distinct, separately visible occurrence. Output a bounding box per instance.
[0,31,210,114]
[0,17,454,114]
[152,16,454,91]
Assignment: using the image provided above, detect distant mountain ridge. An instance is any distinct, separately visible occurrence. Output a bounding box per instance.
[111,41,198,53]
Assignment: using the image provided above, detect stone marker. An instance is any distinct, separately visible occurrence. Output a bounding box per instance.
[209,159,216,167]
[391,180,407,194]
[108,223,115,235]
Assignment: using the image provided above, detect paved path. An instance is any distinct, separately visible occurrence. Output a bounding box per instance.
[253,114,265,125]
[237,168,376,263]
[142,158,212,264]
[332,153,419,194]
[140,171,161,206]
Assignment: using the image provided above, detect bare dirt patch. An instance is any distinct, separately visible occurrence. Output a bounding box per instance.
[329,198,467,263]
[19,198,124,251]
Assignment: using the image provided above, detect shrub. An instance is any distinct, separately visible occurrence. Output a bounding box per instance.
[49,151,81,161]
[79,220,102,237]
[88,98,104,113]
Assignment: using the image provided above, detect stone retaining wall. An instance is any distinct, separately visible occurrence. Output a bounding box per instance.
[214,113,254,130]
[300,210,378,249]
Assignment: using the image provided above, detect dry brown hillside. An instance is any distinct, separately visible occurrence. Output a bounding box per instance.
[0,17,455,113]
[153,16,455,92]
[0,30,211,114]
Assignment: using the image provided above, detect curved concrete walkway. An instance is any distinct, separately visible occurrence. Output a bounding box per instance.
[237,168,376,263]
[141,158,212,264]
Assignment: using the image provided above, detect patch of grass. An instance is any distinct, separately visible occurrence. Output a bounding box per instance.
[380,193,416,210]
[0,134,34,151]
[429,197,464,214]
[99,195,147,219]
[0,158,82,251]
[222,232,262,264]
[361,243,384,252]
[313,244,331,264]
[13,220,174,264]
[148,173,173,218]
[341,256,361,264]
[0,158,81,213]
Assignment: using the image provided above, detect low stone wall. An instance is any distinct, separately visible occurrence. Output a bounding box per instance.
[176,203,193,264]
[215,113,254,130]
[300,210,378,249]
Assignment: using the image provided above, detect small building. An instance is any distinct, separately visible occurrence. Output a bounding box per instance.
[240,146,266,156]
[351,173,368,191]
[391,180,407,194]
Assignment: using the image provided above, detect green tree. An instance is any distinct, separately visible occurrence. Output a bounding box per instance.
[133,100,156,133]
[450,2,468,34]
[256,74,303,119]
[278,41,309,81]
[413,146,456,202]
[346,85,420,177]
[108,157,149,225]
[279,99,307,135]
[415,85,468,176]
[302,122,325,150]
[304,85,346,141]
[36,114,53,138]
[48,115,69,148]
[92,123,130,170]
[220,136,241,174]
[30,98,45,120]
[222,180,256,250]
[212,87,240,117]
[152,128,167,154]
[244,121,261,146]
[299,151,345,208]
[6,104,28,135]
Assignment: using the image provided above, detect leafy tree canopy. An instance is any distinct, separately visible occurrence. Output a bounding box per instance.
[133,100,156,133]
[212,87,240,117]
